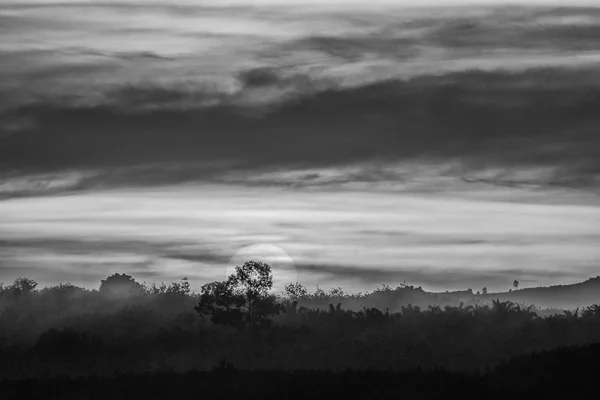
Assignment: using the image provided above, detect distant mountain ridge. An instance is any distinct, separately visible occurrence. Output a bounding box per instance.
[473,276,600,309]
[299,276,600,312]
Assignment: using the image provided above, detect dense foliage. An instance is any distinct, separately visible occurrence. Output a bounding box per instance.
[194,261,283,331]
[1,267,600,378]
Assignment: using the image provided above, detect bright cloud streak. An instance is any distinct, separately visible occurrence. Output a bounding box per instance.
[1,183,599,292]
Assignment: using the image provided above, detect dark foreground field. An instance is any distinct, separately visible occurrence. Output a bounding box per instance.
[1,343,599,400]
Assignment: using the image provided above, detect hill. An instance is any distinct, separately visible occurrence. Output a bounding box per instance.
[297,276,600,312]
[460,276,600,309]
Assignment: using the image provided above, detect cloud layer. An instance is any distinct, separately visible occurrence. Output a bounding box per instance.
[2,3,600,189]
[1,184,599,292]
[2,1,600,292]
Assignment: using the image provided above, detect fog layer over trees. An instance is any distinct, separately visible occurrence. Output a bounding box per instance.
[2,262,600,377]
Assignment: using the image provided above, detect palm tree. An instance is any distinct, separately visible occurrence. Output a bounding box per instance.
[563,308,579,320]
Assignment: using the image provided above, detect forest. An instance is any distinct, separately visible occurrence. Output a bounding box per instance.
[1,261,600,383]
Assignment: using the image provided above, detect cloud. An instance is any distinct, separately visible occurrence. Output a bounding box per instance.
[0,237,233,287]
[293,262,583,292]
[2,1,600,294]
[2,65,600,192]
[286,35,420,62]
[2,2,600,192]
[1,180,599,291]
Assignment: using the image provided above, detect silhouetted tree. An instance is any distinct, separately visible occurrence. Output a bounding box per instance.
[11,277,38,292]
[195,261,283,331]
[144,277,191,297]
[513,280,519,290]
[283,282,308,301]
[0,277,38,302]
[583,304,600,318]
[229,261,274,322]
[482,287,488,295]
[195,280,245,329]
[328,287,346,298]
[99,274,144,298]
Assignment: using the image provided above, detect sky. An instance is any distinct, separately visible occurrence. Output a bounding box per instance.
[1,0,600,293]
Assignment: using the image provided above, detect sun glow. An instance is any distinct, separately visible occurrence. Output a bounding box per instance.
[226,244,298,292]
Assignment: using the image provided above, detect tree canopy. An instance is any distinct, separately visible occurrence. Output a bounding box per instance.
[99,273,144,298]
[194,260,283,330]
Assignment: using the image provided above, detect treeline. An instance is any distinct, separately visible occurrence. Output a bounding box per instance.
[2,343,600,399]
[2,265,600,378]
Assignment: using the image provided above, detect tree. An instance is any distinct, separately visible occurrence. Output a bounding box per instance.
[313,285,326,299]
[482,287,488,295]
[39,283,86,305]
[167,277,191,296]
[145,277,191,297]
[99,273,144,298]
[11,277,38,292]
[228,261,273,316]
[195,280,245,329]
[195,261,283,331]
[0,278,38,302]
[283,282,308,301]
[513,280,519,290]
[328,287,346,298]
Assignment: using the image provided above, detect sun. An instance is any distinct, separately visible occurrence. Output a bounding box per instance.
[226,244,298,292]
